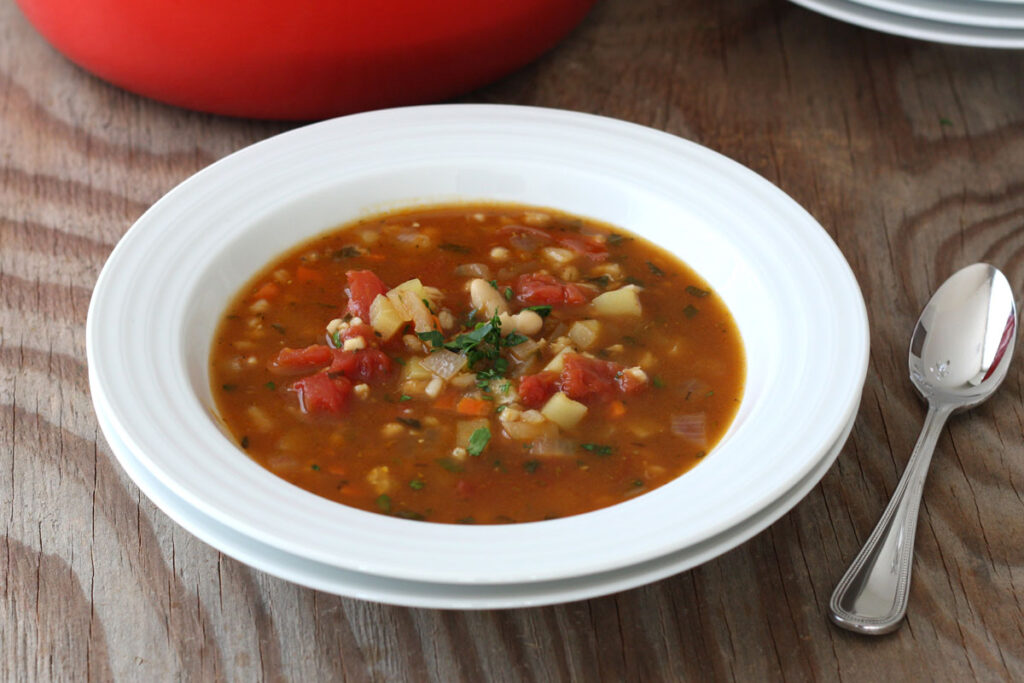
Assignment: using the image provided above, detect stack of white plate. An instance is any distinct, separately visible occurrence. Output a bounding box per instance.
[792,0,1024,47]
[87,105,870,609]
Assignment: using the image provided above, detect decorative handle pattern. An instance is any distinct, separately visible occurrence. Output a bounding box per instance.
[829,403,955,635]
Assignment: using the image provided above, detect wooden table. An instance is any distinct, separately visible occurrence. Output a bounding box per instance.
[3,0,1023,679]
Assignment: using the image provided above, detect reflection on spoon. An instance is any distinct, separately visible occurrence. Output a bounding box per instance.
[829,263,1017,635]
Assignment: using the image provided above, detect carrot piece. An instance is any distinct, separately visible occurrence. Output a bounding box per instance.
[295,265,324,283]
[456,396,491,416]
[251,281,280,301]
[607,400,627,419]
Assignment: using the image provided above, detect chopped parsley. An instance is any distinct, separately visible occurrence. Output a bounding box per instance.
[523,460,540,473]
[396,417,421,429]
[409,478,425,491]
[435,458,464,473]
[399,394,412,402]
[652,376,665,389]
[467,427,491,456]
[438,243,471,253]
[417,330,445,349]
[311,464,321,471]
[504,286,514,301]
[581,443,614,456]
[607,233,631,246]
[625,276,645,288]
[331,330,342,347]
[685,285,710,298]
[221,383,237,392]
[333,245,361,259]
[646,261,666,277]
[264,381,276,391]
[376,494,392,513]
[683,305,699,319]
[271,323,286,335]
[525,305,552,317]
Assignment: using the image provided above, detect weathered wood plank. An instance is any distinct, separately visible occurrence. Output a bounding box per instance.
[3,0,1023,679]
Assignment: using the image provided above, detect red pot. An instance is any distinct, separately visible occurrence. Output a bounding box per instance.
[16,0,596,119]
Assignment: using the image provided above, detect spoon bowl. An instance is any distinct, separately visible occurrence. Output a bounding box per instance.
[829,263,1017,635]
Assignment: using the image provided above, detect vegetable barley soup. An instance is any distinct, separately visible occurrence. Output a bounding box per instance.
[211,204,745,524]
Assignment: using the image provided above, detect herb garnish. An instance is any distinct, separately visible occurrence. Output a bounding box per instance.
[331,330,342,347]
[685,285,710,298]
[683,305,699,319]
[221,383,237,392]
[264,381,276,391]
[376,494,392,513]
[647,261,666,277]
[333,246,361,259]
[271,323,286,335]
[311,464,321,471]
[417,330,445,349]
[523,460,540,473]
[409,478,425,491]
[396,417,422,429]
[436,458,464,473]
[581,443,614,456]
[438,243,471,253]
[504,287,514,301]
[652,376,665,389]
[607,233,631,246]
[525,305,552,317]
[467,427,491,456]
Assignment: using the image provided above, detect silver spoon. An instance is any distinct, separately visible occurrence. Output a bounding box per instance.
[829,263,1017,635]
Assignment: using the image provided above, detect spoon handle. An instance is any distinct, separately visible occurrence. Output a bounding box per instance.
[829,403,955,634]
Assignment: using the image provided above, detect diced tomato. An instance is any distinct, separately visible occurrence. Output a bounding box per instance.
[557,235,608,262]
[514,273,593,306]
[518,371,560,408]
[271,345,334,374]
[345,270,388,320]
[327,348,393,384]
[560,354,621,403]
[291,373,352,414]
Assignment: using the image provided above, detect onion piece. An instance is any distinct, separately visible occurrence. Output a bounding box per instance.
[454,263,492,279]
[529,436,575,456]
[420,349,467,380]
[671,413,707,445]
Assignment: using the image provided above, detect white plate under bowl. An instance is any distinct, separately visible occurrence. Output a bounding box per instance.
[86,104,869,586]
[791,0,1024,46]
[95,374,860,609]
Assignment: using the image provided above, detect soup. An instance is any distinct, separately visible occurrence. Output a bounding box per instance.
[210,204,745,524]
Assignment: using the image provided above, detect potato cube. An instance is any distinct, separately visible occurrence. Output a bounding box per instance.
[369,294,405,339]
[568,320,601,349]
[541,392,588,429]
[590,286,641,316]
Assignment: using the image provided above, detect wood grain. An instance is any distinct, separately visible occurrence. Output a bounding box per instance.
[3,0,1024,679]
